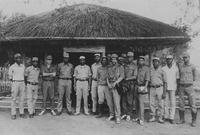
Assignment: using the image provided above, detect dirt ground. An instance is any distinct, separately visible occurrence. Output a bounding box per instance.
[0,108,199,135]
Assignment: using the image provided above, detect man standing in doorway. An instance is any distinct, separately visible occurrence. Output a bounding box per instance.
[74,56,91,116]
[39,55,57,116]
[121,52,137,122]
[177,52,198,127]
[148,57,167,123]
[56,52,73,116]
[9,53,26,120]
[162,55,179,124]
[25,57,40,118]
[107,54,124,124]
[91,53,102,115]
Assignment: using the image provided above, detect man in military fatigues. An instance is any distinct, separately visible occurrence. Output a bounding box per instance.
[91,53,102,115]
[107,54,124,124]
[96,56,114,118]
[148,57,167,123]
[135,56,150,125]
[74,56,91,115]
[56,52,73,116]
[39,55,57,116]
[25,57,40,118]
[177,52,198,127]
[121,52,137,122]
[9,53,26,120]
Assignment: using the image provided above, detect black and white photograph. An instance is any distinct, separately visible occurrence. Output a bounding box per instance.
[0,0,200,135]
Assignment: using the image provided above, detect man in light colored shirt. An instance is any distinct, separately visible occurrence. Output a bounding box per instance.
[25,57,40,118]
[56,52,73,116]
[74,56,91,115]
[8,53,26,120]
[162,55,179,124]
[91,53,102,115]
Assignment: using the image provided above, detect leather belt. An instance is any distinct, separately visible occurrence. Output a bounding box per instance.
[137,84,145,86]
[59,77,71,80]
[43,80,54,82]
[150,85,162,88]
[27,81,39,86]
[77,79,88,81]
[180,84,193,87]
[13,80,24,82]
[92,78,97,81]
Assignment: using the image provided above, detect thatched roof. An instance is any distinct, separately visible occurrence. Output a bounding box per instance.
[4,4,188,38]
[1,3,190,51]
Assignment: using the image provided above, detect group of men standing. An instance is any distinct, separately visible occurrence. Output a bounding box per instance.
[8,51,197,127]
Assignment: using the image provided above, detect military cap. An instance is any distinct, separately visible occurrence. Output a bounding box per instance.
[127,52,134,57]
[118,57,124,60]
[94,53,101,57]
[166,55,173,59]
[46,55,53,60]
[111,54,118,58]
[14,53,21,58]
[32,57,38,61]
[121,53,127,58]
[79,56,85,59]
[138,56,145,60]
[182,52,190,58]
[63,52,69,58]
[101,56,107,60]
[152,57,160,61]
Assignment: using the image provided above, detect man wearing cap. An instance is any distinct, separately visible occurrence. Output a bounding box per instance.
[118,57,125,66]
[121,53,127,64]
[107,54,124,124]
[39,55,57,116]
[135,56,150,125]
[148,57,167,123]
[25,57,40,118]
[74,56,92,115]
[56,52,73,116]
[162,55,179,124]
[121,52,137,122]
[96,56,114,118]
[177,52,198,127]
[91,53,102,115]
[9,53,26,119]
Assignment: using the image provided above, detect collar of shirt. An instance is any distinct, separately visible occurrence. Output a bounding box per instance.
[31,66,39,70]
[14,63,23,67]
[183,62,191,66]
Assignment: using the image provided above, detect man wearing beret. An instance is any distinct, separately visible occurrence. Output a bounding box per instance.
[39,55,57,116]
[74,56,92,115]
[91,53,102,115]
[121,52,137,122]
[56,52,73,116]
[177,52,198,127]
[162,55,179,124]
[9,53,26,119]
[148,57,167,123]
[135,56,150,125]
[107,54,124,124]
[25,57,40,118]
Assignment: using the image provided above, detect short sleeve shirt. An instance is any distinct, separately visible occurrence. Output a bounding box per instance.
[150,67,167,86]
[91,62,102,79]
[73,65,91,79]
[137,66,150,85]
[179,63,197,85]
[97,66,108,85]
[57,62,73,78]
[124,63,137,79]
[41,64,57,81]
[8,63,25,81]
[25,66,40,83]
[162,65,179,90]
[107,64,124,82]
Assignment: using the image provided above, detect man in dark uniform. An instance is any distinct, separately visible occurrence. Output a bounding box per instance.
[39,55,57,116]
[177,52,198,127]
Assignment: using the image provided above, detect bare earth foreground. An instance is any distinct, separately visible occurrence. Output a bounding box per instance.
[0,108,199,135]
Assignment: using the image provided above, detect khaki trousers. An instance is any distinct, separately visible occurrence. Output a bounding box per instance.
[27,84,38,114]
[11,81,25,115]
[164,90,176,119]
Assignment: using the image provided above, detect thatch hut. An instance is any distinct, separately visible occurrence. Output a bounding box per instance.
[0,3,190,66]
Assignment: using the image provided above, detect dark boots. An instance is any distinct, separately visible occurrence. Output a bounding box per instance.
[191,112,197,127]
[177,110,185,124]
[96,104,103,118]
